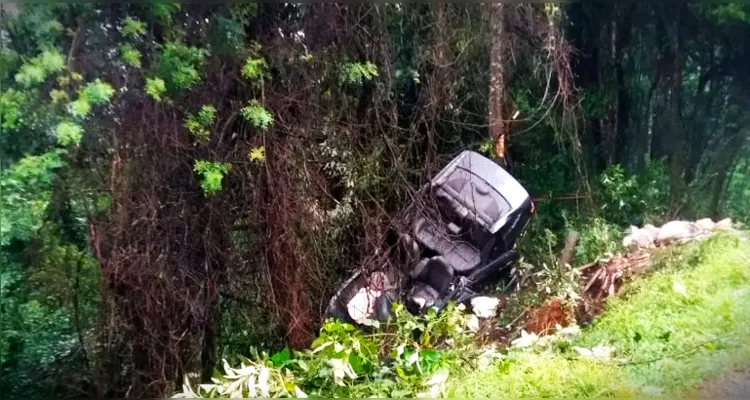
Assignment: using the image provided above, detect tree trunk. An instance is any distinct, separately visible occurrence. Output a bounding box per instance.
[489,3,507,164]
[659,7,687,214]
[710,133,746,218]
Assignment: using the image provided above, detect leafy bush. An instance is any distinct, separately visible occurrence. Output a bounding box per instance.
[339,61,378,85]
[240,100,273,130]
[119,44,142,67]
[241,57,267,81]
[121,16,146,37]
[145,77,167,102]
[0,151,62,245]
[0,89,28,130]
[598,164,643,226]
[66,79,115,119]
[15,49,66,87]
[81,79,115,105]
[597,162,669,227]
[568,216,622,265]
[725,161,750,224]
[185,105,216,142]
[156,43,209,90]
[176,303,479,398]
[68,98,92,118]
[194,160,232,195]
[55,121,83,146]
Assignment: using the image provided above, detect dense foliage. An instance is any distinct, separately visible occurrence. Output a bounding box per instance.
[0,3,748,398]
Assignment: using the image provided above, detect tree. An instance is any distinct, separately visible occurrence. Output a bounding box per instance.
[489,3,507,163]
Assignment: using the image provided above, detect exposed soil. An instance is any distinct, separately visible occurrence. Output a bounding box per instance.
[526,298,569,335]
[692,370,750,398]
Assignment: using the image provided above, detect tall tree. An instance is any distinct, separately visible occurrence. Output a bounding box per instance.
[489,3,507,163]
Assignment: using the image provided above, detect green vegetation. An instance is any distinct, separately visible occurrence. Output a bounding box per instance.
[185,105,217,142]
[178,304,479,398]
[240,100,273,130]
[119,43,142,67]
[1,3,750,398]
[54,121,83,146]
[121,17,146,38]
[156,42,209,90]
[194,160,232,195]
[14,49,65,87]
[451,235,750,397]
[241,54,267,82]
[339,61,379,85]
[145,77,167,102]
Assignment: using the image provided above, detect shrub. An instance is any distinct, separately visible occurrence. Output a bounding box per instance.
[194,160,232,196]
[240,100,273,130]
[568,216,622,265]
[175,303,478,398]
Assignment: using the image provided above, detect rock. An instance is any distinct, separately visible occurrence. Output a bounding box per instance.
[656,221,702,244]
[466,314,480,333]
[622,234,635,248]
[632,232,654,248]
[715,218,733,231]
[471,296,500,319]
[625,225,640,235]
[623,226,656,249]
[643,224,660,237]
[696,218,715,231]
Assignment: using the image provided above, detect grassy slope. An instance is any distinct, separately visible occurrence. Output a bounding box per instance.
[449,234,750,398]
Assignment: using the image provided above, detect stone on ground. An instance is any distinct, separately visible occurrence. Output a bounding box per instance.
[656,221,702,244]
[471,296,501,319]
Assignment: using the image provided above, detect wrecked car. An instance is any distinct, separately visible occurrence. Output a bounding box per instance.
[325,150,533,325]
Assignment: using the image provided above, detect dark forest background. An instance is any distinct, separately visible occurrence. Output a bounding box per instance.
[1,3,749,397]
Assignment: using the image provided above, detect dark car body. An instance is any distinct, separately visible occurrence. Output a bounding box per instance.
[325,151,533,324]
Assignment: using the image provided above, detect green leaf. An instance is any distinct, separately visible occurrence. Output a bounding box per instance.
[55,121,83,146]
[145,77,167,102]
[271,348,291,366]
[194,160,231,195]
[249,146,265,162]
[81,79,115,105]
[119,43,142,67]
[156,42,209,90]
[240,101,273,130]
[339,61,378,85]
[68,98,91,118]
[241,57,267,81]
[122,17,146,37]
[14,50,65,87]
[197,105,216,126]
[184,105,216,142]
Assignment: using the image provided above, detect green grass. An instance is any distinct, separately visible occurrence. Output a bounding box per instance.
[448,234,750,398]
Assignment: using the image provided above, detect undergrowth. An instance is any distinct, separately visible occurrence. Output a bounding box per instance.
[178,234,750,398]
[175,303,483,398]
[450,233,750,398]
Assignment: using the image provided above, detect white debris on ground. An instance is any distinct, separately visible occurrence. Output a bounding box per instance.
[346,287,382,325]
[573,344,616,361]
[466,314,480,333]
[623,218,734,249]
[471,296,501,319]
[510,330,539,349]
